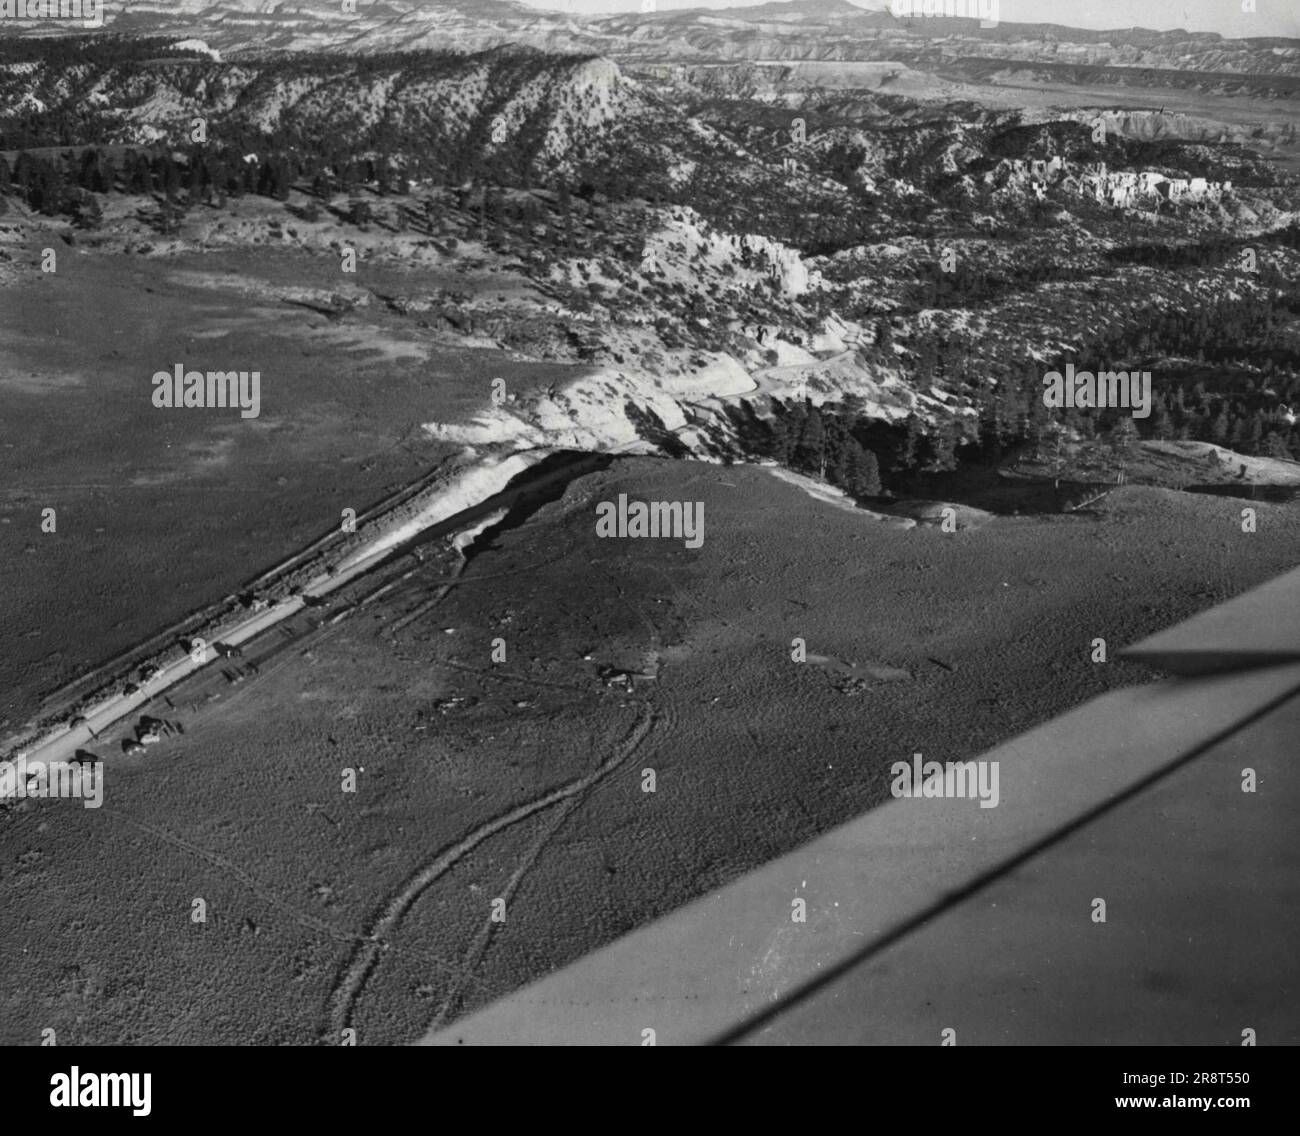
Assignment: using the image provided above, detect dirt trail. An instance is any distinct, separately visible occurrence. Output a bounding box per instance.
[323,701,657,1042]
[425,791,587,1033]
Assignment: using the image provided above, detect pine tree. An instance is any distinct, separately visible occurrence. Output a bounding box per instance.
[783,401,807,465]
[796,408,826,476]
[1263,431,1290,460]
[822,413,846,475]
[1110,417,1139,454]
[860,446,882,496]
[130,153,152,195]
[1026,395,1051,458]
[1247,413,1264,454]
[1149,400,1172,442]
[898,413,923,471]
[833,440,855,492]
[158,154,180,203]
[978,403,1003,461]
[840,441,882,498]
[915,335,939,385]
[274,157,292,203]
[767,412,790,463]
[70,190,103,230]
[925,420,959,473]
[557,182,573,250]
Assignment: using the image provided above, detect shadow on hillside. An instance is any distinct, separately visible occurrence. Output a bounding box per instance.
[624,401,694,458]
[466,450,616,559]
[1185,483,1300,504]
[897,466,1118,516]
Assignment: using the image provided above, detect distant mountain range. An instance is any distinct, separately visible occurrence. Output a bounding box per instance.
[1,0,1295,79]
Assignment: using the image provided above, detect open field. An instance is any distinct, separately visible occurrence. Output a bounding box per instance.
[2,456,1296,1045]
[0,243,585,724]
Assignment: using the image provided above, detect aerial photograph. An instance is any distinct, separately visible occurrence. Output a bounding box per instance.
[0,0,1296,1063]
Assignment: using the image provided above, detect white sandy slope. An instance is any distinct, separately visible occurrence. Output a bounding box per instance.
[422,337,944,462]
[335,452,547,574]
[423,355,755,453]
[751,350,924,422]
[641,207,820,298]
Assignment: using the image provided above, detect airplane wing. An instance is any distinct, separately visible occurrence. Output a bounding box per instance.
[423,567,1300,1045]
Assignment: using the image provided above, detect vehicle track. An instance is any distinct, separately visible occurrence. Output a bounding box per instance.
[323,700,657,1042]
[424,789,587,1033]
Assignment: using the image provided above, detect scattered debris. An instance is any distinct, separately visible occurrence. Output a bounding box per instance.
[598,666,657,691]
[134,716,183,746]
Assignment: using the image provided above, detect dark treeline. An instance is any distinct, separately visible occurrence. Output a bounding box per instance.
[0,35,206,67]
[738,286,1300,500]
[1104,236,1248,269]
[0,142,438,222]
[1066,292,1300,374]
[0,145,309,227]
[741,362,1296,510]
[0,141,626,253]
[898,260,1100,310]
[0,131,868,256]
[967,292,1300,461]
[726,398,888,501]
[1103,223,1300,269]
